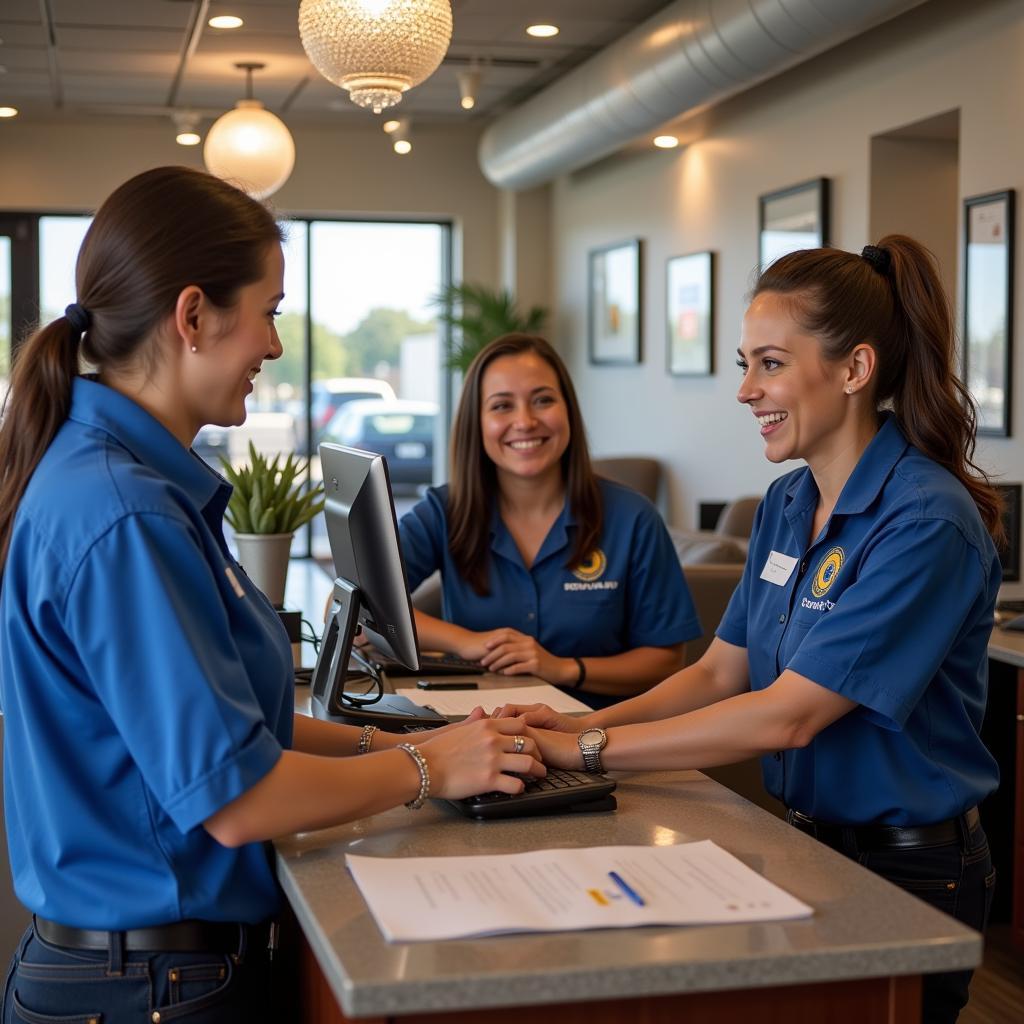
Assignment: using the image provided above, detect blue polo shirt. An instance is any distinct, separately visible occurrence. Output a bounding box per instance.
[399,479,700,670]
[717,415,1000,825]
[0,377,293,929]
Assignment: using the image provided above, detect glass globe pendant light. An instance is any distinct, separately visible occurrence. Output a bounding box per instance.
[204,63,295,200]
[299,0,453,114]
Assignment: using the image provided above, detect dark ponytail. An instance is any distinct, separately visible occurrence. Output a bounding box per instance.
[754,234,1003,543]
[0,165,282,573]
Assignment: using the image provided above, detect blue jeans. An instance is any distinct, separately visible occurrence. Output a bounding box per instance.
[791,814,996,1024]
[1,919,272,1023]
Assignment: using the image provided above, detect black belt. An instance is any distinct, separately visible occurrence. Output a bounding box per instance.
[787,805,980,852]
[35,916,251,954]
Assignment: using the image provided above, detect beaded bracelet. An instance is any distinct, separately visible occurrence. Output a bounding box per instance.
[397,743,431,810]
[357,724,378,755]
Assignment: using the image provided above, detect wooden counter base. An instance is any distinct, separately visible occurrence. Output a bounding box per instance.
[297,925,920,1024]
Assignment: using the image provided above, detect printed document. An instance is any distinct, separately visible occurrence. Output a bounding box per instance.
[394,684,591,717]
[346,840,813,942]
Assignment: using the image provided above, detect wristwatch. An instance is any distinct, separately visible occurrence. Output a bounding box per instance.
[577,727,608,773]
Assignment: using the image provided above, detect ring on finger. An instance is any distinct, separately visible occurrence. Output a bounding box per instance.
[513,735,525,754]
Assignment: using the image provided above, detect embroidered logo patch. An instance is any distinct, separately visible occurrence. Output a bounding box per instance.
[572,549,607,582]
[811,546,844,598]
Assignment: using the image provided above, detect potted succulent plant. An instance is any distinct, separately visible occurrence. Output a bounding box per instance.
[220,443,325,607]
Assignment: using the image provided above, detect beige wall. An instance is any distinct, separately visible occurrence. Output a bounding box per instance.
[870,135,959,301]
[550,0,1024,595]
[0,118,502,293]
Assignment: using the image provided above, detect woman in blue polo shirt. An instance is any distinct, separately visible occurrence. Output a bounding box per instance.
[501,237,1000,1023]
[0,168,539,1023]
[399,332,700,708]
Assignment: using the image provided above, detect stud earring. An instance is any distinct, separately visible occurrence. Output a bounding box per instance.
[191,345,197,353]
[845,387,854,394]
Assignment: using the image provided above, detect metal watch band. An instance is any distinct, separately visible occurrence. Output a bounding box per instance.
[578,728,607,773]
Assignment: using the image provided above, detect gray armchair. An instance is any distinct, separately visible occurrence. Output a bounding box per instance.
[592,456,662,506]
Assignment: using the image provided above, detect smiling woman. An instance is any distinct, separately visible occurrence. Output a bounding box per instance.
[396,333,702,706]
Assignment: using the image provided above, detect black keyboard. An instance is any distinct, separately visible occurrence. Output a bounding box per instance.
[362,650,486,675]
[452,768,617,820]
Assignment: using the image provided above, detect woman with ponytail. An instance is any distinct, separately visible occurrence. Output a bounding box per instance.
[0,168,538,1023]
[498,236,1000,1023]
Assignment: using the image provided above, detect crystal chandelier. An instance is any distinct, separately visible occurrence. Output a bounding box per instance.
[299,0,453,114]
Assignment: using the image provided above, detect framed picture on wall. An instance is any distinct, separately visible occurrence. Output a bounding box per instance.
[997,482,1022,583]
[758,178,830,270]
[666,251,714,376]
[588,239,642,364]
[963,189,1015,437]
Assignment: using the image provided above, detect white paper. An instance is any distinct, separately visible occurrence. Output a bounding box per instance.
[346,840,813,942]
[394,684,592,717]
[760,550,798,586]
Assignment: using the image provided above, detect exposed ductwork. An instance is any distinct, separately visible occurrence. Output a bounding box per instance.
[479,0,928,191]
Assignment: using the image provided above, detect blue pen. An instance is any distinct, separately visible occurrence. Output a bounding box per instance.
[608,870,645,907]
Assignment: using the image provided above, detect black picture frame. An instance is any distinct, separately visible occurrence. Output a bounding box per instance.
[963,189,1015,437]
[588,239,642,365]
[997,482,1021,583]
[758,178,830,270]
[666,251,714,376]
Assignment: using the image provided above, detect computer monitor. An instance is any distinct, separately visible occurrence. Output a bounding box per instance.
[311,443,421,717]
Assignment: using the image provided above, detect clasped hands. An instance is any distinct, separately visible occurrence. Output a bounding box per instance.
[407,702,592,800]
[457,628,579,686]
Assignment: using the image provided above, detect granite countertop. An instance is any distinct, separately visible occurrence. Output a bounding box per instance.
[275,768,980,1019]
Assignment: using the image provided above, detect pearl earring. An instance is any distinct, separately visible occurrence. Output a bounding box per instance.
[191,345,197,353]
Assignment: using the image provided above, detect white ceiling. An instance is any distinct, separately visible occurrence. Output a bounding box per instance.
[0,0,671,129]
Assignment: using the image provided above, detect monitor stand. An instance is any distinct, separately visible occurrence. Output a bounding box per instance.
[310,578,448,731]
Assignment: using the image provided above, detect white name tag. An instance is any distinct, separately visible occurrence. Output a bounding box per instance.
[760,550,798,586]
[224,565,246,599]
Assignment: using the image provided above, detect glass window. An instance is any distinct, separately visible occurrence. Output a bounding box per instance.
[40,217,92,323]
[309,221,445,557]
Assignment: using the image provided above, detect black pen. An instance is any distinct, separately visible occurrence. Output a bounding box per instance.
[416,680,479,690]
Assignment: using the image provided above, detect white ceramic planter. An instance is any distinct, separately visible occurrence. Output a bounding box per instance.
[233,533,294,608]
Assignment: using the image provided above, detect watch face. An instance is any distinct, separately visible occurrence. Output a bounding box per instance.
[579,727,605,747]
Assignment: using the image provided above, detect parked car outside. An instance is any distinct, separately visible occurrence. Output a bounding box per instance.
[322,398,437,491]
[309,377,396,449]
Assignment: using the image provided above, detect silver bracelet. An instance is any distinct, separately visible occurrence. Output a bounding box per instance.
[396,743,431,810]
[357,724,378,755]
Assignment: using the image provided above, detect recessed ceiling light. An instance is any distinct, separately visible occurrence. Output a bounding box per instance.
[382,119,401,133]
[393,139,412,155]
[0,106,18,118]
[653,135,679,149]
[526,25,559,38]
[208,15,244,30]
[176,131,201,146]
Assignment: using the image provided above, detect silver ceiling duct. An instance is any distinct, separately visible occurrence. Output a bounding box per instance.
[479,0,928,190]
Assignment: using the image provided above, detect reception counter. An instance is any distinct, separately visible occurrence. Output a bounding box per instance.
[275,758,980,1023]
[275,561,984,1020]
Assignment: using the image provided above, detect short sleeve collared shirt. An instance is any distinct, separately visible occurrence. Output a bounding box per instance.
[0,378,293,928]
[717,416,1000,824]
[399,479,700,662]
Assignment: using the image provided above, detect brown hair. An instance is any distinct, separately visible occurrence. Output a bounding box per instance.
[753,234,1003,542]
[448,333,602,595]
[0,165,283,572]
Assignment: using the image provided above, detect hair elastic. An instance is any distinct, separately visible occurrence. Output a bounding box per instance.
[860,245,892,276]
[64,303,92,334]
